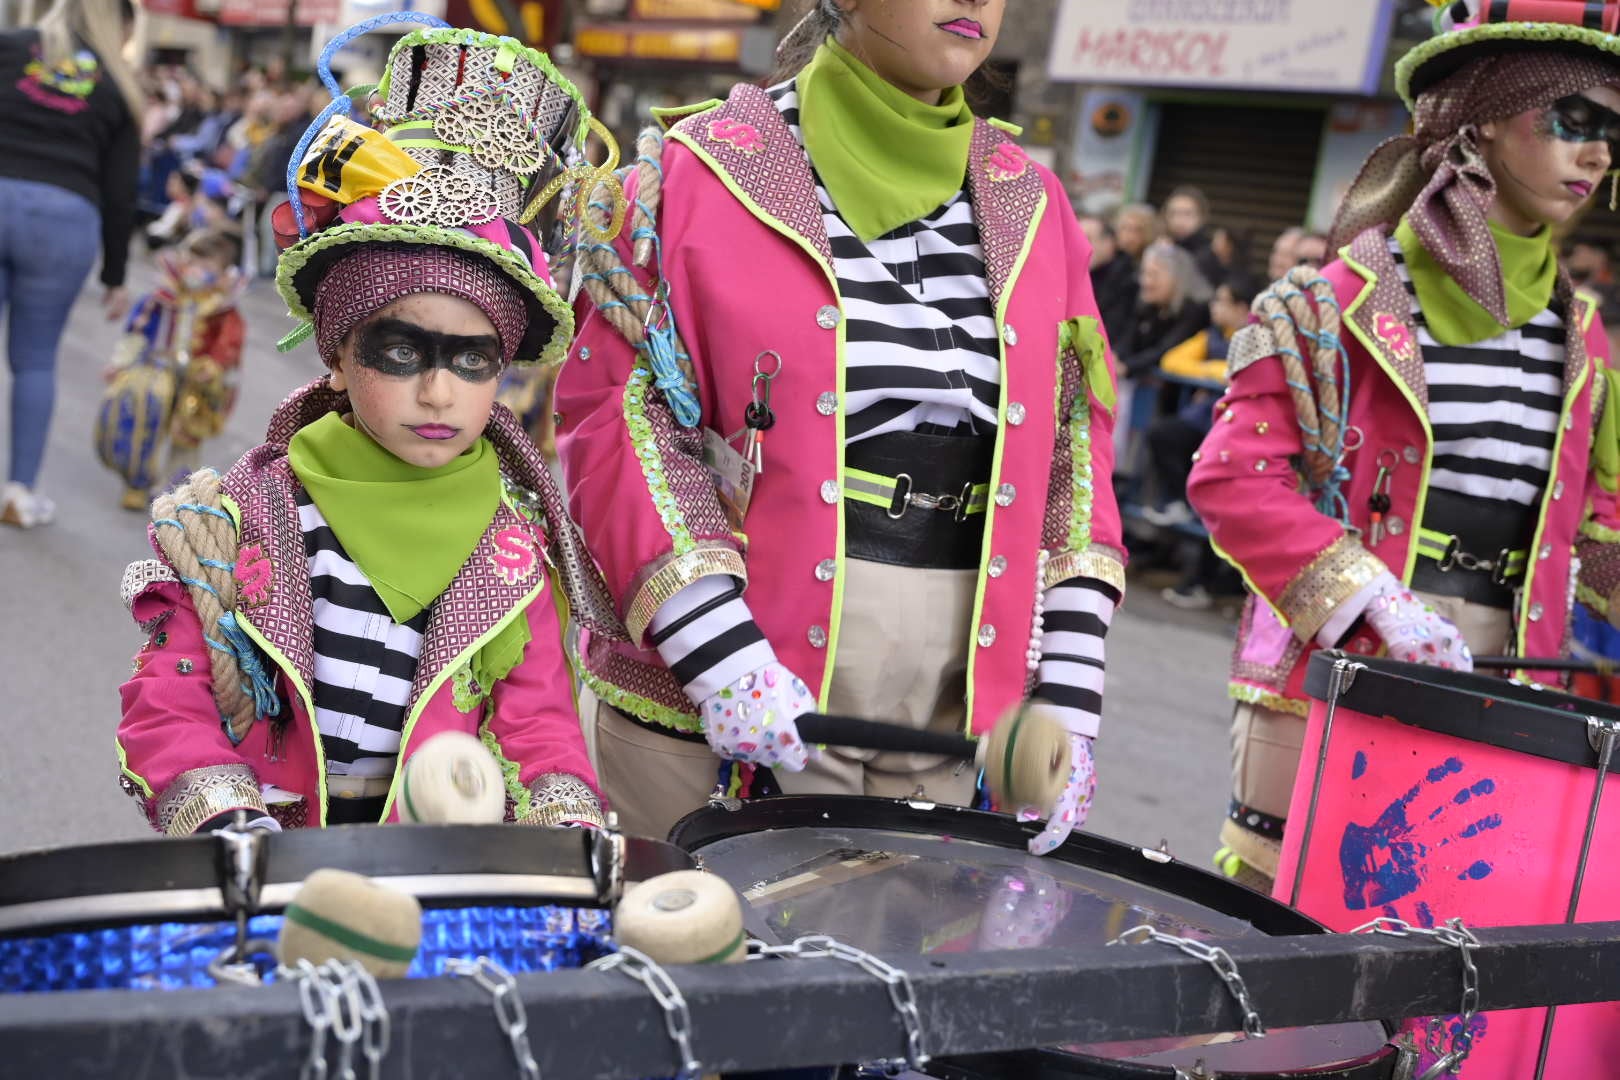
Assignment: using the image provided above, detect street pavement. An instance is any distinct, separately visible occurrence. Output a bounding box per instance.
[0,257,1242,871]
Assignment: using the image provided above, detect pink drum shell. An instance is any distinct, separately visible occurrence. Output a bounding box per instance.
[1276,687,1620,1077]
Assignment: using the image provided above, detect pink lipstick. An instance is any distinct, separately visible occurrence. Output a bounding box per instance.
[1568,180,1595,198]
[938,18,983,39]
[410,424,459,440]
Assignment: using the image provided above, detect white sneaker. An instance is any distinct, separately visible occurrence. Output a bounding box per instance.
[1,482,56,528]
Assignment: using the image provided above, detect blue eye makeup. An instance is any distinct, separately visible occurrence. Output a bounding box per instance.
[1546,94,1620,161]
[354,318,502,384]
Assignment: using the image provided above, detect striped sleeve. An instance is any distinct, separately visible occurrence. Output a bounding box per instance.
[649,576,777,703]
[1031,576,1119,739]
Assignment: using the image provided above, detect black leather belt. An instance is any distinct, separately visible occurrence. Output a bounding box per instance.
[844,431,994,571]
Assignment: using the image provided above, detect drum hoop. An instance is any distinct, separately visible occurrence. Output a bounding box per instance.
[670,796,1329,938]
[1305,651,1620,770]
[0,872,607,938]
[929,1041,1400,1080]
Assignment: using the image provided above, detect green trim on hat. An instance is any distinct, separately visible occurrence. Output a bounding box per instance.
[275,221,574,368]
[1398,21,1620,108]
[377,27,591,149]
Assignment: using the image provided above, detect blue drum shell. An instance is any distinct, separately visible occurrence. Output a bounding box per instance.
[0,904,613,993]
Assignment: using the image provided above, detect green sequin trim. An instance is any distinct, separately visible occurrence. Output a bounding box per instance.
[579,668,701,735]
[479,724,531,819]
[451,665,485,714]
[1228,682,1311,717]
[1578,581,1611,619]
[1582,518,1620,545]
[623,366,695,554]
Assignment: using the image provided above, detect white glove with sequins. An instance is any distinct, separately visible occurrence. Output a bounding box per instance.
[698,661,814,771]
[1026,733,1097,856]
[1365,579,1473,672]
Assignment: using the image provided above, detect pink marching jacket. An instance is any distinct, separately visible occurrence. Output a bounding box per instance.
[555,83,1126,738]
[116,380,601,835]
[1188,228,1620,713]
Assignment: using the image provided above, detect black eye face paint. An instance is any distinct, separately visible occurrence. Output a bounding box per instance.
[352,318,503,384]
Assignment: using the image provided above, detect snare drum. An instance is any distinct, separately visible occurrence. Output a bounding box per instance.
[1277,652,1620,1079]
[0,824,691,993]
[672,797,1405,1080]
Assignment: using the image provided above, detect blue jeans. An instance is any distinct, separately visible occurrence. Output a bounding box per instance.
[0,177,101,487]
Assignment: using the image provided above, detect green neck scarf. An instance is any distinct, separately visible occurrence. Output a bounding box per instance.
[1394,215,1558,347]
[288,412,501,624]
[797,37,976,244]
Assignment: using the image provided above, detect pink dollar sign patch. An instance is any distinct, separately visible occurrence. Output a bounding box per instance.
[708,118,764,155]
[235,544,274,608]
[1375,313,1416,363]
[987,142,1030,182]
[489,526,540,586]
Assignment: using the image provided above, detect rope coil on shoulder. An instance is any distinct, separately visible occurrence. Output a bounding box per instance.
[151,469,281,744]
[574,126,702,427]
[1251,265,1354,522]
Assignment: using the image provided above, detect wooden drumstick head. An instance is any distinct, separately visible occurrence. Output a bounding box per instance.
[614,870,747,966]
[278,868,422,979]
[398,730,507,824]
[978,702,1071,813]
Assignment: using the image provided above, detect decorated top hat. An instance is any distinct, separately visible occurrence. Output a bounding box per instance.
[1401,1,1620,106]
[275,19,609,367]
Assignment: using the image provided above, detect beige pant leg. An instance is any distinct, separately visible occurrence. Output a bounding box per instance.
[593,702,723,841]
[775,559,979,806]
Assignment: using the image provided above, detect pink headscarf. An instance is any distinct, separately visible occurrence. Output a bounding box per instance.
[312,245,529,368]
[1330,50,1620,322]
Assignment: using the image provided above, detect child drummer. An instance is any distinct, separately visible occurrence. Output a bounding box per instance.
[1191,0,1620,892]
[114,22,609,834]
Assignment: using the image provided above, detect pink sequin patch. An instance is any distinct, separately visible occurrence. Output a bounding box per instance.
[236,543,274,608]
[488,526,540,586]
[987,142,1030,182]
[707,118,765,154]
[1374,312,1416,363]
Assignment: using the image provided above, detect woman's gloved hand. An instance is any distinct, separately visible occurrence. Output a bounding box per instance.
[1026,733,1097,856]
[1366,587,1473,672]
[698,661,815,770]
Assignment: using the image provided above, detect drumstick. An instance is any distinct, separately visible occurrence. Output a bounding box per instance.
[795,714,976,760]
[1471,655,1618,674]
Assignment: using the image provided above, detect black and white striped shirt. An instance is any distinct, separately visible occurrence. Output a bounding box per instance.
[768,82,1000,443]
[299,489,427,778]
[1389,237,1563,508]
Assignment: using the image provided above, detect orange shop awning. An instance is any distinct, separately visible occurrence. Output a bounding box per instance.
[574,21,747,64]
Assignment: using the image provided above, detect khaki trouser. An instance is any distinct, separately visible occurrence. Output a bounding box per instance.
[594,558,979,841]
[1223,592,1513,884]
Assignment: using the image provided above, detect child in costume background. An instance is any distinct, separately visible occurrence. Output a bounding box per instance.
[95,228,247,509]
[115,22,610,836]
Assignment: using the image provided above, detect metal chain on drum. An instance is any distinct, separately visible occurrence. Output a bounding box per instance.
[287,960,392,1080]
[750,934,930,1071]
[294,960,336,1080]
[1351,917,1480,1079]
[1110,925,1267,1039]
[586,946,702,1079]
[447,957,542,1080]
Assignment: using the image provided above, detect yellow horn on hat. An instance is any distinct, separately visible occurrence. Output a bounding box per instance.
[295,115,422,206]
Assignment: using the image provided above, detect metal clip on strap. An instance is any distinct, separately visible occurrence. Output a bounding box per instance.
[1110,925,1266,1039]
[749,934,930,1070]
[587,946,701,1079]
[843,466,990,523]
[1415,528,1527,586]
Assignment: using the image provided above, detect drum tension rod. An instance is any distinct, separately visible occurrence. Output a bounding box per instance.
[1109,925,1266,1039]
[213,811,268,975]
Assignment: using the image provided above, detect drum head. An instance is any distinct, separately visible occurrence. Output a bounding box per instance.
[673,797,1395,1077]
[0,825,691,936]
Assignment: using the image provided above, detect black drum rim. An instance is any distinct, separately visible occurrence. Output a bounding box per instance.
[1305,651,1620,770]
[0,825,692,936]
[671,796,1328,937]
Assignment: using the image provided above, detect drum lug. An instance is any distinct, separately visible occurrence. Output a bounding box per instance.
[1172,1061,1215,1079]
[214,813,267,920]
[708,795,744,812]
[590,812,627,904]
[1390,1034,1420,1080]
[1586,716,1620,756]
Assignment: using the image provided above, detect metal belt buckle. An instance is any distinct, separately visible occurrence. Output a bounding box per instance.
[1435,535,1461,572]
[1491,548,1514,587]
[887,473,914,520]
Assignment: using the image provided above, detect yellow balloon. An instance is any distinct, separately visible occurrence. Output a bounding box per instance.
[295,116,421,205]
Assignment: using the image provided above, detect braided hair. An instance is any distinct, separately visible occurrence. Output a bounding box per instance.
[771,0,842,82]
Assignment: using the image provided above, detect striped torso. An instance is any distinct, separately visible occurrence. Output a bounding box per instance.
[768,81,999,444]
[299,489,428,779]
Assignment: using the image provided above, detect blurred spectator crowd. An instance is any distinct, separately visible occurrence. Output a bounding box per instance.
[1085,187,1620,615]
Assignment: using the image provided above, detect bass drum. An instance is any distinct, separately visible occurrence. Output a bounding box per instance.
[0,824,691,993]
[672,797,1403,1080]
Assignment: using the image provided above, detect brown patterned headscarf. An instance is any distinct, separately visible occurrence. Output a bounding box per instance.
[1330,50,1620,323]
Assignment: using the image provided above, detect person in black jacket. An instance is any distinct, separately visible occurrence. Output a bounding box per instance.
[1162,184,1225,292]
[0,0,142,528]
[1118,241,1212,380]
[1080,215,1136,347]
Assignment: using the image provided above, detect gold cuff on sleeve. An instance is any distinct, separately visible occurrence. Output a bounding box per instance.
[1043,545,1127,596]
[1275,534,1386,643]
[625,543,748,645]
[156,764,266,837]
